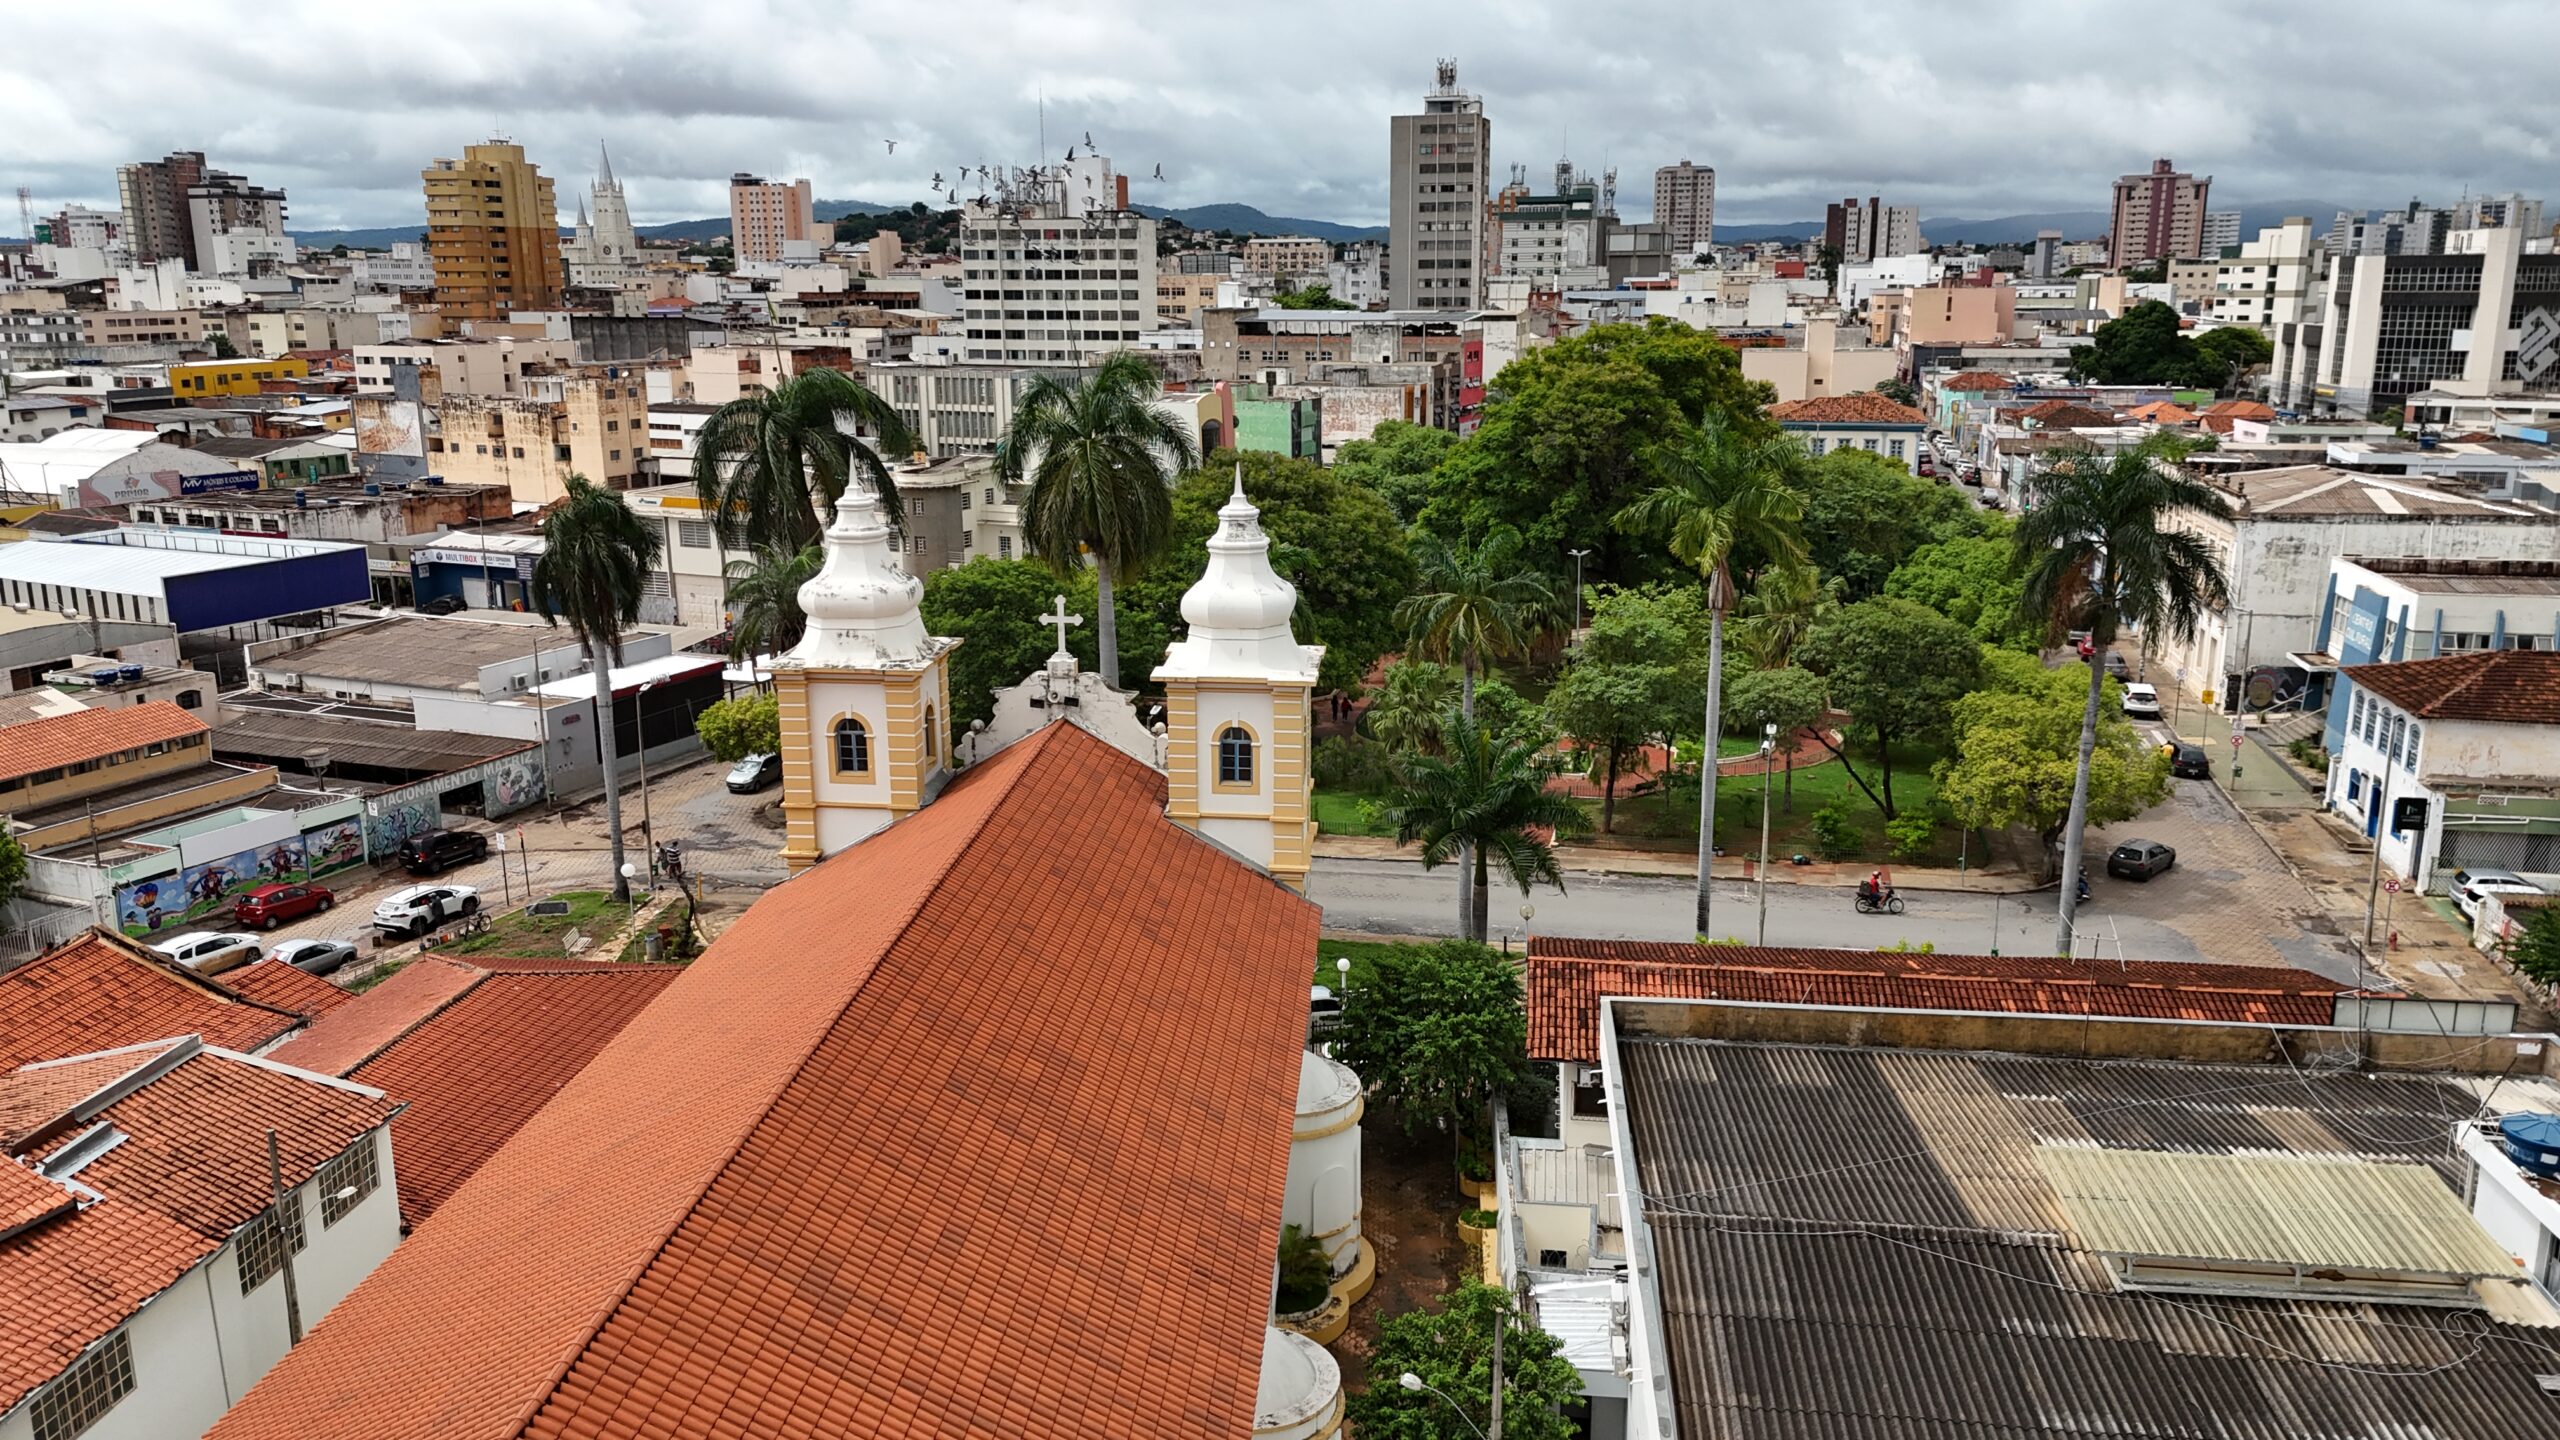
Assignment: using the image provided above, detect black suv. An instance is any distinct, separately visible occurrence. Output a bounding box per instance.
[399,828,489,875]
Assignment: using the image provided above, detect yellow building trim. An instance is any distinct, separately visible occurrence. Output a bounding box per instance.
[1292,1093,1366,1142]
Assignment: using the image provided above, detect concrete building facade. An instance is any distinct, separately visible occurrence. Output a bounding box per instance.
[955,153,1156,365]
[429,370,649,504]
[727,173,815,263]
[1388,62,1492,311]
[2288,224,2560,418]
[2110,158,2212,266]
[1824,197,1924,263]
[1652,160,1715,256]
[421,141,565,321]
[1241,237,1330,280]
[116,151,207,267]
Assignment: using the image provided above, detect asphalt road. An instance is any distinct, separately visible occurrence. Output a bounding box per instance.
[1307,856,2361,981]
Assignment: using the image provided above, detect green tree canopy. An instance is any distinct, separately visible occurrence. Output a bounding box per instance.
[1331,419,1455,525]
[2068,300,2197,386]
[691,367,916,552]
[1364,658,1460,755]
[720,541,821,661]
[1798,597,1983,818]
[1789,447,1982,599]
[1721,664,1829,811]
[693,693,780,762]
[1332,940,1533,1134]
[1935,651,2170,874]
[0,829,27,910]
[919,559,1118,730]
[1882,523,2043,651]
[2190,324,2274,392]
[529,476,664,900]
[1544,586,1702,833]
[1385,711,1582,942]
[1346,1282,1584,1440]
[1118,448,1418,694]
[1272,282,1355,310]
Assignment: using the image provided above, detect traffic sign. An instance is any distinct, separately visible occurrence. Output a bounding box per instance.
[2230,733,2244,749]
[2384,878,2402,894]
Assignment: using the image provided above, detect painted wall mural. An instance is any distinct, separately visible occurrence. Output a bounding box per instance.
[301,817,365,877]
[487,749,547,818]
[115,836,309,936]
[367,795,439,862]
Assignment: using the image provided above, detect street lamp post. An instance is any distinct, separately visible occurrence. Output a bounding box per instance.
[1757,723,1776,946]
[1567,548,1591,633]
[618,861,638,920]
[634,678,663,887]
[1398,1373,1488,1440]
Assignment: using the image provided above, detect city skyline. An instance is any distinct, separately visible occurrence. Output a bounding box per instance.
[4,0,2556,233]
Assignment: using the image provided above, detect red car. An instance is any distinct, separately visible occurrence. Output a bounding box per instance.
[234,882,335,930]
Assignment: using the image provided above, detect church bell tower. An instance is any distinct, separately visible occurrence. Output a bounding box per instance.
[1153,471,1323,891]
[773,481,959,873]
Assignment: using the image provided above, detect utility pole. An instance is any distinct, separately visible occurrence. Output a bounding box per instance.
[266,1130,306,1347]
[1488,1302,1504,1440]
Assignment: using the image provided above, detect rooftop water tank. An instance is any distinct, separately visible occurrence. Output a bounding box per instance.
[363,483,382,496]
[88,668,121,686]
[2499,1112,2560,1179]
[117,664,144,683]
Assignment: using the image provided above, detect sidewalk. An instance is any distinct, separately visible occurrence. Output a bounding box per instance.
[1311,832,2040,893]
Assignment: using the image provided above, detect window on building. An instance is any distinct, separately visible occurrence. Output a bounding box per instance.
[833,717,872,775]
[1216,726,1255,787]
[236,1194,308,1293]
[677,520,712,548]
[1889,439,1906,460]
[924,705,938,761]
[1809,437,1827,456]
[998,535,1012,559]
[318,1140,379,1227]
[29,1330,133,1440]
[2347,769,2362,801]
[2405,723,2420,771]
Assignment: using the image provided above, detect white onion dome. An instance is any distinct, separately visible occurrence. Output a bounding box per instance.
[787,481,933,668]
[1154,469,1323,684]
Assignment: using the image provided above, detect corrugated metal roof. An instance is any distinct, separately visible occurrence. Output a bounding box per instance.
[2036,1147,2518,1280]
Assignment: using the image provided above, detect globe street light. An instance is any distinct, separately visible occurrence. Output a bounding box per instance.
[618,861,638,919]
[1398,1373,1487,1440]
[1566,548,1591,633]
[1757,722,1777,947]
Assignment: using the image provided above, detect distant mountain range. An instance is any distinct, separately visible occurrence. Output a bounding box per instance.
[267,198,2339,255]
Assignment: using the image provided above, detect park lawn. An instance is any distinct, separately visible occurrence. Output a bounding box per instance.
[441,889,616,958]
[1313,788,1397,837]
[1590,744,1967,866]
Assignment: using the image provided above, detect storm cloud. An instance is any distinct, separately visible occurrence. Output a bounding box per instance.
[4,0,2554,231]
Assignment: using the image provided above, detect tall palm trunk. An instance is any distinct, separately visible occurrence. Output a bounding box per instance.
[2052,641,2107,954]
[1095,556,1120,689]
[1695,576,1728,939]
[1458,644,1478,940]
[1470,839,1492,943]
[590,634,631,902]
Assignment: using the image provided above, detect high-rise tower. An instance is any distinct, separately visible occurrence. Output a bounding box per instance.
[1388,61,1491,311]
[422,140,565,321]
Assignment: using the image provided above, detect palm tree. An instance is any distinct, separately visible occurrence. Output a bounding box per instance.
[691,367,917,555]
[1385,709,1584,943]
[1397,528,1555,719]
[1617,419,1809,939]
[1001,353,1199,688]
[1733,561,1837,671]
[1363,658,1459,756]
[2014,440,2230,954]
[722,540,822,668]
[529,476,665,903]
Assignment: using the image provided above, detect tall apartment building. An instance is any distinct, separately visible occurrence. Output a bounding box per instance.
[1493,161,1607,287]
[1388,61,1492,311]
[563,144,642,285]
[2279,224,2560,418]
[1823,197,1923,262]
[2452,192,2545,237]
[116,150,206,266]
[185,168,290,276]
[421,140,565,322]
[2109,158,2211,266]
[2201,210,2241,255]
[430,367,650,504]
[1241,236,1331,279]
[2212,217,2325,376]
[955,150,1156,365]
[1653,160,1716,256]
[729,173,815,263]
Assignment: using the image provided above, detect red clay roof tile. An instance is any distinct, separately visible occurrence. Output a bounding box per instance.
[0,701,206,785]
[222,960,355,1018]
[2343,649,2560,726]
[1769,394,1929,426]
[1938,370,2018,392]
[0,1191,213,1415]
[263,957,484,1077]
[211,723,1321,1440]
[0,1157,74,1240]
[0,931,304,1071]
[1525,938,2350,1063]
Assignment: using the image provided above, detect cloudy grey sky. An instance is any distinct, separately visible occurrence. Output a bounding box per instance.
[5,0,2555,232]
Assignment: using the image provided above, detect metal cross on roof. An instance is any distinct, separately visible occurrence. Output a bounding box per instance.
[1040,593,1083,658]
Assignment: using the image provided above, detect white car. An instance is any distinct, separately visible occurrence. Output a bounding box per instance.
[267,937,360,976]
[2451,868,2545,923]
[371,883,480,939]
[149,931,264,975]
[2119,683,2161,719]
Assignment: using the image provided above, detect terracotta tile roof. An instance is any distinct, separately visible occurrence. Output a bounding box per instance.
[1769,394,1929,426]
[210,722,1322,1440]
[0,701,206,785]
[2126,400,2196,423]
[0,930,305,1071]
[223,960,356,1018]
[1937,370,2017,392]
[0,1039,394,1416]
[2200,398,2276,435]
[0,1156,74,1239]
[2343,650,2560,726]
[2023,400,2119,428]
[269,960,682,1226]
[0,1042,182,1148]
[1525,938,2350,1063]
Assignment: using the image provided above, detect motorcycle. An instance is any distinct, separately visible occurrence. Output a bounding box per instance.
[1854,886,1906,916]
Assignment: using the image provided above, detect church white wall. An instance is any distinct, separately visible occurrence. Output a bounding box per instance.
[816,806,892,855]
[806,676,892,807]
[1192,689,1277,819]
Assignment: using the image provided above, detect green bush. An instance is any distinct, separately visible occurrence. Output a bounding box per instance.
[694,693,779,762]
[1313,733,1402,793]
[1459,1208,1498,1230]
[2509,906,2560,986]
[1886,813,1936,861]
[1274,1224,1332,1313]
[1811,801,1860,860]
[2287,736,2331,773]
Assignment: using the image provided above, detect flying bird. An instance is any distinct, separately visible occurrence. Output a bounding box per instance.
[931,171,946,190]
[1064,145,1077,161]
[882,138,898,153]
[1151,163,1165,181]
[1083,130,1095,148]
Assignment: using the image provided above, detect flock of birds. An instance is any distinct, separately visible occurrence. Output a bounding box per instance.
[869,132,1168,214]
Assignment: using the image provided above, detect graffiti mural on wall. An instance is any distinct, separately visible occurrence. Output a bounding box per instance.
[487,749,547,818]
[116,837,309,936]
[367,795,439,862]
[301,817,365,877]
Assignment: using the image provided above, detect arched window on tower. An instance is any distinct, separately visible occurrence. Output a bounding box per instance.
[1216,725,1255,788]
[924,704,939,762]
[833,717,872,776]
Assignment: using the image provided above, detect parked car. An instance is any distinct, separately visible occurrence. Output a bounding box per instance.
[234,881,334,930]
[372,883,480,938]
[2162,742,2213,779]
[399,828,488,875]
[418,594,466,616]
[2119,682,2162,719]
[149,931,264,975]
[726,752,784,794]
[268,937,358,975]
[2451,868,2546,923]
[1307,984,1341,1042]
[2105,839,2178,881]
[2102,652,2133,679]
